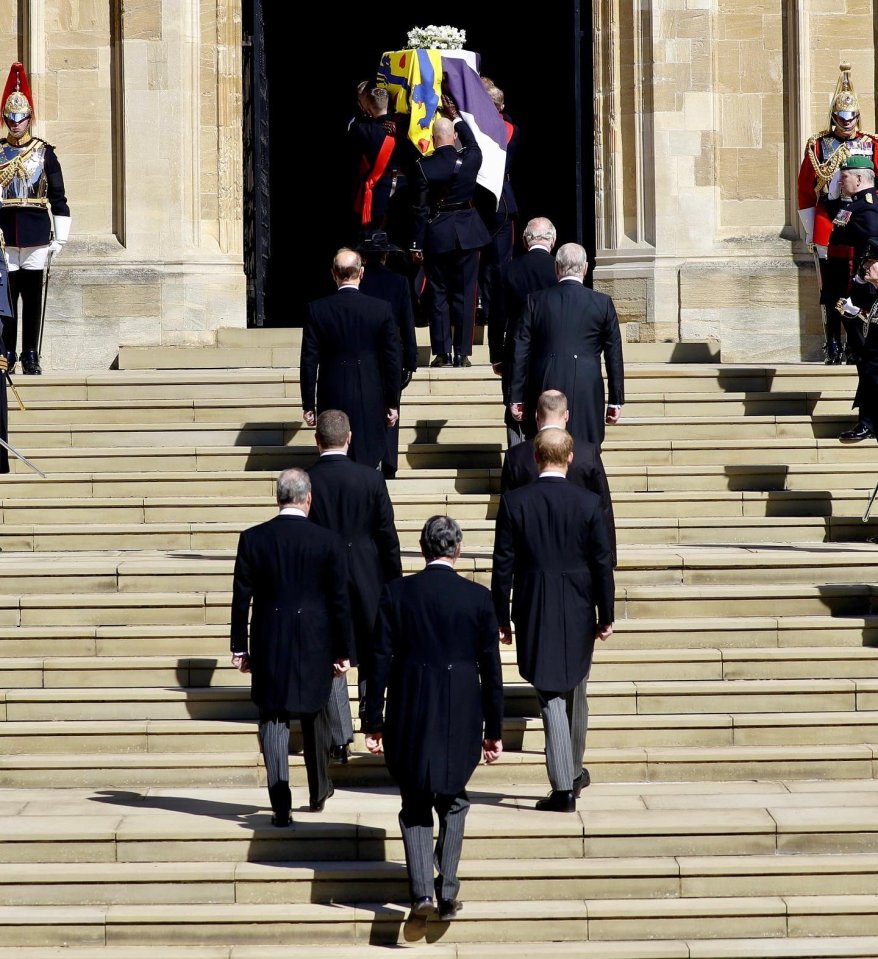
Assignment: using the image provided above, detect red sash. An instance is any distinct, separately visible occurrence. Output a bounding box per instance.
[356,135,395,226]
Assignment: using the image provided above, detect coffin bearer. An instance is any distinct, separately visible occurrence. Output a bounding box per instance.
[0,63,71,374]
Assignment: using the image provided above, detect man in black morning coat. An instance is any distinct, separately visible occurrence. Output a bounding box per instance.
[492,429,614,813]
[492,217,559,447]
[300,248,401,470]
[411,99,491,368]
[308,409,402,759]
[358,232,419,478]
[230,468,351,825]
[365,515,503,922]
[502,389,617,568]
[509,242,624,445]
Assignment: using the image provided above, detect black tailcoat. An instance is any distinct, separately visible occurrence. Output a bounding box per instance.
[230,514,351,714]
[307,453,402,664]
[491,476,615,692]
[501,436,617,566]
[301,288,401,469]
[360,262,418,474]
[367,564,503,795]
[510,280,624,445]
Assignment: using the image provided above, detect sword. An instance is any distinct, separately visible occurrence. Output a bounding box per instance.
[0,435,46,478]
[37,250,52,359]
[5,369,25,411]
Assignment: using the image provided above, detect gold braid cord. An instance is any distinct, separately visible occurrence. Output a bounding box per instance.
[805,132,849,196]
[0,139,38,191]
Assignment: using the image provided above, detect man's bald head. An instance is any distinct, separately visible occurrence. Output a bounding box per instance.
[536,389,569,428]
[332,248,362,284]
[523,217,557,251]
[432,117,455,147]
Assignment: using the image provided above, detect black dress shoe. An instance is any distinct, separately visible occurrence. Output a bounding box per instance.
[839,424,874,441]
[573,767,591,798]
[452,355,471,368]
[20,350,41,375]
[410,896,434,919]
[430,353,453,368]
[330,744,349,765]
[309,782,334,812]
[535,789,576,812]
[270,811,292,827]
[437,898,462,921]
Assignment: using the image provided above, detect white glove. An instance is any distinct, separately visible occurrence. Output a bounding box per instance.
[49,214,71,257]
[841,298,861,317]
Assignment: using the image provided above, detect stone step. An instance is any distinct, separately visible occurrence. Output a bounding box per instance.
[2,893,878,946]
[0,743,876,788]
[0,582,874,626]
[3,364,861,404]
[0,614,872,658]
[7,439,878,477]
[1,708,877,756]
[117,337,722,370]
[5,782,878,861]
[6,850,878,906]
[9,418,876,451]
[7,514,878,550]
[6,462,878,498]
[2,645,877,689]
[6,388,870,425]
[3,488,878,524]
[1,939,878,959]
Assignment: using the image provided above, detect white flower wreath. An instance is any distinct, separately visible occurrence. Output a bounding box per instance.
[406,25,467,50]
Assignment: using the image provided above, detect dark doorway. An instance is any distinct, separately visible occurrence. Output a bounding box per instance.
[243,4,594,327]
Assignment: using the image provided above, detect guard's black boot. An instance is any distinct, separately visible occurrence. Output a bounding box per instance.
[20,350,41,375]
[824,338,842,365]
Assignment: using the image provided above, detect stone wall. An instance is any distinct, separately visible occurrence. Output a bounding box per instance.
[593,0,875,362]
[6,0,245,370]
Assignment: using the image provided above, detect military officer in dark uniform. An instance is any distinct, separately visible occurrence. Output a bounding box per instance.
[411,96,490,368]
[821,156,878,371]
[837,239,878,443]
[0,63,71,375]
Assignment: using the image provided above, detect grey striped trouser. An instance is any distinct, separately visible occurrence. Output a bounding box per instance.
[534,669,590,791]
[399,787,470,901]
[326,673,355,746]
[259,704,333,810]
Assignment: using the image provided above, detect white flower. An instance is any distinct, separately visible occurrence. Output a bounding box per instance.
[406,25,466,50]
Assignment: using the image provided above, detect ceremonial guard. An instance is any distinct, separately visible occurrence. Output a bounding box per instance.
[797,62,878,363]
[0,63,71,375]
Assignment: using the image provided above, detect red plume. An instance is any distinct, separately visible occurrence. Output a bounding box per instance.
[1,63,35,122]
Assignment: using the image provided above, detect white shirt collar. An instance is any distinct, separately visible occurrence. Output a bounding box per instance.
[427,558,455,568]
[319,450,348,457]
[538,470,567,479]
[279,506,307,517]
[559,276,583,284]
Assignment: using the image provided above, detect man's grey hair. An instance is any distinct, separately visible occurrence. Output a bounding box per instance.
[419,515,463,560]
[555,242,588,278]
[862,169,876,187]
[523,217,556,248]
[276,468,311,506]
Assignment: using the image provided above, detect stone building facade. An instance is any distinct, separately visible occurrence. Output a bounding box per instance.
[3,1,876,367]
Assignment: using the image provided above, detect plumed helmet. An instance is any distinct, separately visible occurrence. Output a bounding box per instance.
[1,63,35,124]
[830,62,859,123]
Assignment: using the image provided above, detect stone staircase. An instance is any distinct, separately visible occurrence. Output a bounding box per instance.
[3,336,878,955]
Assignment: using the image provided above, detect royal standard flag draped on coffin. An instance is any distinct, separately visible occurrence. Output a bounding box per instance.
[377,48,443,157]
